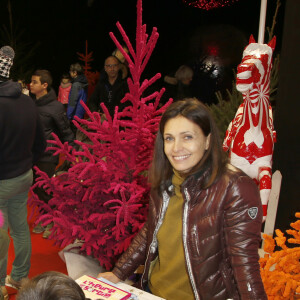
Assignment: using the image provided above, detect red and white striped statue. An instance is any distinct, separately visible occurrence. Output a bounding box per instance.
[223,36,276,221]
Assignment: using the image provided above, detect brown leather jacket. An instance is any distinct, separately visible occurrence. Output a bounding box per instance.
[112,165,267,300]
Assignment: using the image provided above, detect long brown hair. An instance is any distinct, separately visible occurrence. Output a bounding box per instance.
[149,98,227,192]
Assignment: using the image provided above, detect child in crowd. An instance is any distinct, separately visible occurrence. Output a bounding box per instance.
[57,73,72,110]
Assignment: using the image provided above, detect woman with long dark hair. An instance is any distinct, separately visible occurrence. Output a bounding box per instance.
[99,98,267,300]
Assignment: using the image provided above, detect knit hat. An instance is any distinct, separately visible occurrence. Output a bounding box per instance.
[0,46,15,78]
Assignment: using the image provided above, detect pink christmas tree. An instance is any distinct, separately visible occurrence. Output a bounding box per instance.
[77,40,100,98]
[30,0,172,270]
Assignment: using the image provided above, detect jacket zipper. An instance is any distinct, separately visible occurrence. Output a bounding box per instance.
[183,188,200,300]
[141,190,170,285]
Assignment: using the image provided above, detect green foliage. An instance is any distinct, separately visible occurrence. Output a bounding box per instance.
[207,74,243,140]
[269,54,280,105]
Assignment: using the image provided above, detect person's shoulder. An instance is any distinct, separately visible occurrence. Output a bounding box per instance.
[20,93,35,105]
[71,80,80,87]
[0,80,22,98]
[223,164,248,179]
[221,164,258,194]
[118,73,127,82]
[46,96,65,113]
[51,99,65,109]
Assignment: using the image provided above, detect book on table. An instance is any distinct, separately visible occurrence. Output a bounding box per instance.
[76,275,166,300]
[75,275,131,300]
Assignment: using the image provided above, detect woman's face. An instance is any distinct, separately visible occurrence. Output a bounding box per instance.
[163,116,210,174]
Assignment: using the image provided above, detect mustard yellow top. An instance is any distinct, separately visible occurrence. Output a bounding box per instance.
[149,170,194,299]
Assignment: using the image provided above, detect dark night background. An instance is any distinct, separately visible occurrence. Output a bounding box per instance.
[2,0,299,233]
[0,0,285,90]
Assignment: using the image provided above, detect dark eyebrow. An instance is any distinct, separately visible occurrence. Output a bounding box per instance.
[164,131,194,136]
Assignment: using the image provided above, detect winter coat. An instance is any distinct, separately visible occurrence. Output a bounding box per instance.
[88,71,128,115]
[58,82,72,105]
[67,74,88,120]
[112,164,267,300]
[35,89,74,164]
[0,80,46,180]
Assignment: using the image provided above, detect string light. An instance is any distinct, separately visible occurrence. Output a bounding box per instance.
[182,0,239,10]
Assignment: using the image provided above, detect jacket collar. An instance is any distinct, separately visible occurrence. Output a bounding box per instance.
[35,89,56,106]
[179,167,211,204]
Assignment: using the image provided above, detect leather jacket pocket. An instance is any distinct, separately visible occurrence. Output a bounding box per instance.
[220,261,239,300]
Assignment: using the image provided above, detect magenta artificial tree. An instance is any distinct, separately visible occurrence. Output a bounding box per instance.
[77,40,100,98]
[30,0,171,270]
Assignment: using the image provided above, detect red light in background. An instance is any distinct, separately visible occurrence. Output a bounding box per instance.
[207,46,219,56]
[182,0,239,10]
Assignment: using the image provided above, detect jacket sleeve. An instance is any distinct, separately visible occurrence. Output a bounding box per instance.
[52,108,75,145]
[224,174,267,300]
[88,82,101,112]
[32,112,46,164]
[67,82,80,119]
[74,88,87,119]
[57,86,62,103]
[112,222,149,281]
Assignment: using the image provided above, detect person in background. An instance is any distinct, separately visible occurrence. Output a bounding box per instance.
[112,45,129,80]
[67,63,88,132]
[17,79,29,96]
[0,210,10,265]
[88,55,128,116]
[16,271,85,300]
[0,209,12,300]
[0,46,46,297]
[57,73,72,110]
[30,70,74,238]
[98,99,267,299]
[163,65,194,101]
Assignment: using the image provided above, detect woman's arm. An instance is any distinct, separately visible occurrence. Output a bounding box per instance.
[111,223,149,281]
[224,174,267,299]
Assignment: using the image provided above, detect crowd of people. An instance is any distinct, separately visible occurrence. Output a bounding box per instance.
[0,44,132,299]
[0,43,267,299]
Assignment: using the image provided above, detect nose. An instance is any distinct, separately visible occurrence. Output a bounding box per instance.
[172,139,183,152]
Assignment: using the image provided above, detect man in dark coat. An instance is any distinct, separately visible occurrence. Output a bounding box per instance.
[30,69,74,235]
[0,46,46,297]
[88,56,128,116]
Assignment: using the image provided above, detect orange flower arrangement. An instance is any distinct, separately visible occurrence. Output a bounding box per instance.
[260,212,300,299]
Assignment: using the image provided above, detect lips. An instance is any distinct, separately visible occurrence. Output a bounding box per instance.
[172,154,191,161]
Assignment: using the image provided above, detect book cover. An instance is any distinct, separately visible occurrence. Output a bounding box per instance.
[99,278,166,300]
[76,275,131,300]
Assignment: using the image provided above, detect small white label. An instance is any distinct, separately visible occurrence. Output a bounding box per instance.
[248,207,258,219]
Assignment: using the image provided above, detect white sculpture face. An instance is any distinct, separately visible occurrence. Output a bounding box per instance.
[236,43,272,94]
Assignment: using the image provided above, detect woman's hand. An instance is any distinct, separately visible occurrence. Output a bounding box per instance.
[97,272,121,284]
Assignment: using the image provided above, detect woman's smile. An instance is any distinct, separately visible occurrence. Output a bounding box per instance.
[164,116,210,173]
